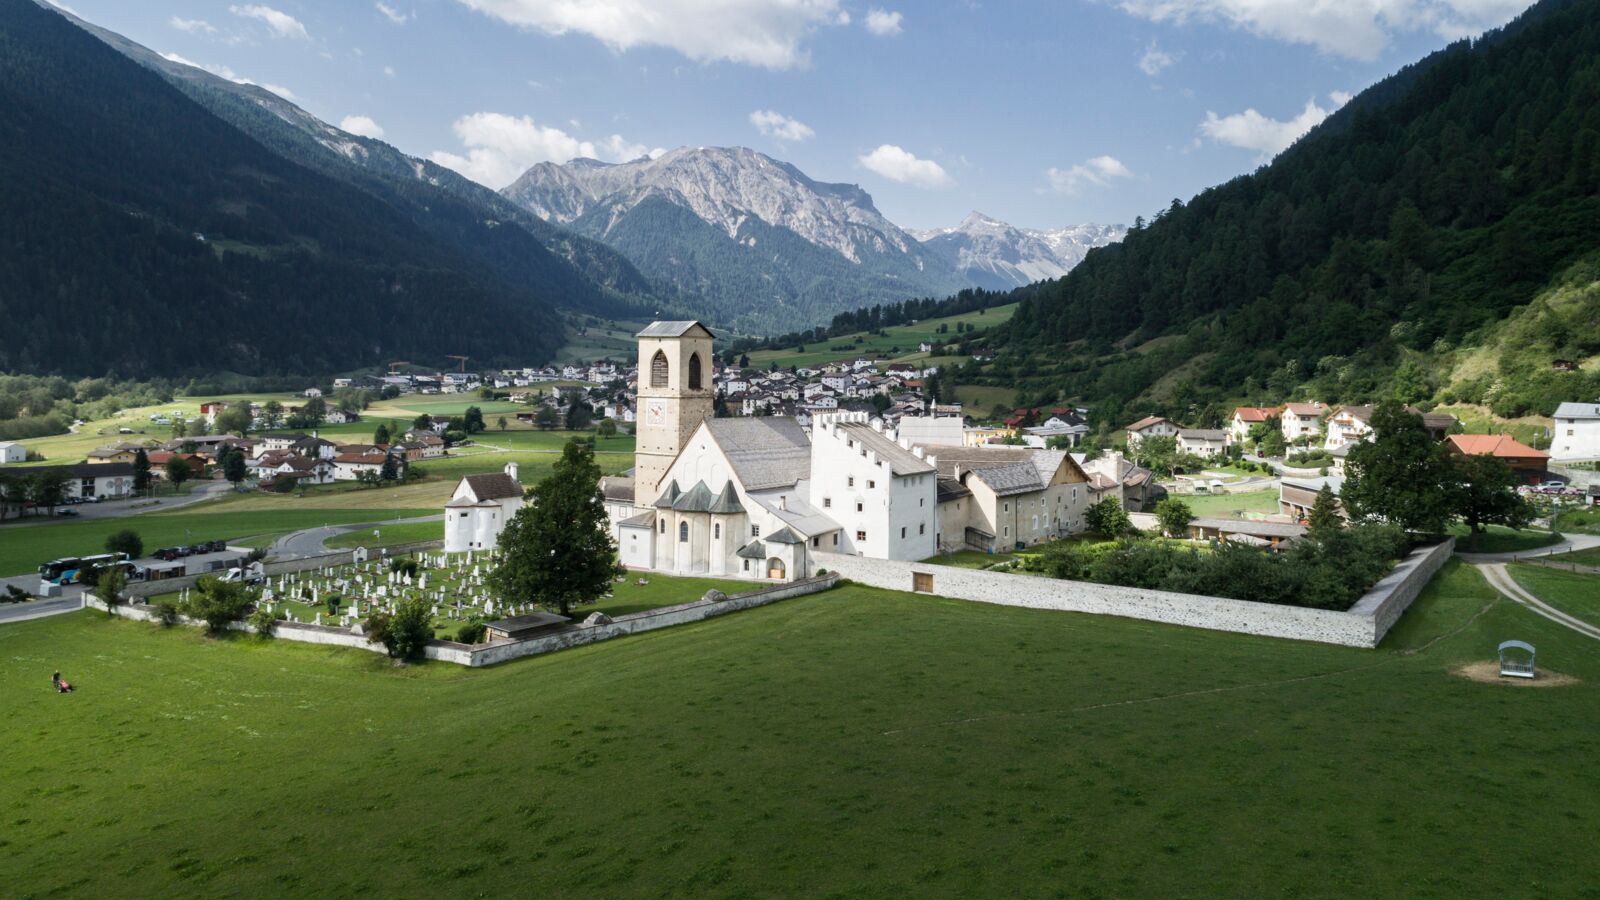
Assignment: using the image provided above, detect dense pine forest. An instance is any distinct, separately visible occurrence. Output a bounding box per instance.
[0,0,580,377]
[977,0,1600,423]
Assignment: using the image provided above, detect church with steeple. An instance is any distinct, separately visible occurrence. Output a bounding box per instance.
[603,321,944,582]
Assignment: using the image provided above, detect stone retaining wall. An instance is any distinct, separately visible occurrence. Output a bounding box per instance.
[816,539,1453,648]
[87,573,839,666]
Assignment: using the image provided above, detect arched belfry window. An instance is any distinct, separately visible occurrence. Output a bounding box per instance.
[688,353,703,390]
[650,350,669,388]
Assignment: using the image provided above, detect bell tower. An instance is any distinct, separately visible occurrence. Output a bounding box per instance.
[634,321,715,504]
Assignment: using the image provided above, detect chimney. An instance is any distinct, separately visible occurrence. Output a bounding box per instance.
[778,495,788,511]
[505,461,519,481]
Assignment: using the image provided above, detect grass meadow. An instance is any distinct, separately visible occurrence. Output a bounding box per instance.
[1508,563,1600,626]
[3,561,1598,896]
[747,303,1018,370]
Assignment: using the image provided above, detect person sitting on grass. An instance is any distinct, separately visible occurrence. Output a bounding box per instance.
[52,671,74,693]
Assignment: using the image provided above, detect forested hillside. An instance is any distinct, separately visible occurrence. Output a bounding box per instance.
[982,0,1600,423]
[0,0,569,377]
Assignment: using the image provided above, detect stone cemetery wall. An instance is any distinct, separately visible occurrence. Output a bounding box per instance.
[815,539,1452,648]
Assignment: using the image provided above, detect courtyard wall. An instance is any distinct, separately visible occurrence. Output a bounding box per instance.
[814,538,1453,648]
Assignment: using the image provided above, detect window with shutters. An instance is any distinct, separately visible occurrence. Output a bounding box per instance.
[650,350,669,388]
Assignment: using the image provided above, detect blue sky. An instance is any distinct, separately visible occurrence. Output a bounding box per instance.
[56,0,1535,231]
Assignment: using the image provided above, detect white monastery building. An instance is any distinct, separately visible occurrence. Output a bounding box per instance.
[598,322,1085,582]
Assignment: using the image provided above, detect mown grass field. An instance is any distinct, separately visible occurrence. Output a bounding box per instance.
[4,561,1597,896]
[1177,489,1282,519]
[1508,563,1600,626]
[1447,523,1562,554]
[1546,545,1600,567]
[748,303,1018,370]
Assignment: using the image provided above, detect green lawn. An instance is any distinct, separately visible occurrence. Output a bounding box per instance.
[0,506,434,576]
[952,383,1018,413]
[1544,546,1600,567]
[748,302,1018,370]
[1178,489,1281,519]
[1508,563,1600,626]
[1553,506,1600,535]
[1447,523,1562,554]
[4,561,1598,895]
[922,549,1017,569]
[324,520,444,550]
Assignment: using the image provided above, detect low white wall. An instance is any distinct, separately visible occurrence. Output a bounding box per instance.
[815,540,1453,648]
[462,575,838,667]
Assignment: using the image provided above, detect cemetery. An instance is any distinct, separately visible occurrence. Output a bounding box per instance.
[147,549,750,645]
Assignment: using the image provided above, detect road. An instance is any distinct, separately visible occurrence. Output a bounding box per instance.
[267,514,443,560]
[0,595,85,624]
[1455,531,1600,564]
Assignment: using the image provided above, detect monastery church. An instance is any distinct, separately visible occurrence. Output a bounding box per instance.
[599,322,1094,582]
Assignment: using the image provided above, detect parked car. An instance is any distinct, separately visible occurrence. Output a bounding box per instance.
[153,547,179,561]
[56,509,79,517]
[1543,479,1567,491]
[185,543,211,556]
[218,565,264,585]
[206,539,226,552]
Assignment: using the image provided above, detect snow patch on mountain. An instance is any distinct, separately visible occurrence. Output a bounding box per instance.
[910,212,1125,288]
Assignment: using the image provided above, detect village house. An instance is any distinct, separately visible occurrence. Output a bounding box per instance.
[1445,434,1550,485]
[1075,452,1165,512]
[1280,402,1327,443]
[27,462,136,501]
[1123,415,1180,447]
[1279,475,1344,521]
[0,441,26,464]
[1229,407,1277,444]
[1551,402,1600,461]
[1177,428,1228,458]
[86,443,146,464]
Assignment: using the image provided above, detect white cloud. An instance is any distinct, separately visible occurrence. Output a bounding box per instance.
[858,144,951,189]
[749,109,815,142]
[375,2,412,24]
[1199,92,1348,157]
[429,112,659,188]
[161,51,298,101]
[1113,0,1528,61]
[455,0,847,69]
[170,16,217,34]
[340,115,386,139]
[1045,155,1134,194]
[863,8,903,35]
[1138,40,1176,76]
[229,4,310,40]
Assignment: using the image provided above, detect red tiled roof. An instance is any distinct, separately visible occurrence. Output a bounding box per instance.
[1445,434,1548,459]
[1232,406,1276,423]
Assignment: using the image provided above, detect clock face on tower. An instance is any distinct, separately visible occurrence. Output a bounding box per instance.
[644,399,666,427]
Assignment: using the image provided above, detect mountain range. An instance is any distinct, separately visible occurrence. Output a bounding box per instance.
[909,213,1126,291]
[503,149,1119,332]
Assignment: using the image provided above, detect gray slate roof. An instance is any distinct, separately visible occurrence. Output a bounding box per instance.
[736,540,767,559]
[918,446,1082,497]
[767,526,805,545]
[708,482,745,514]
[1178,428,1227,441]
[672,481,716,513]
[619,510,656,528]
[705,417,811,490]
[1189,517,1307,538]
[1555,402,1600,420]
[653,480,682,509]
[637,321,715,338]
[463,472,522,501]
[838,422,934,476]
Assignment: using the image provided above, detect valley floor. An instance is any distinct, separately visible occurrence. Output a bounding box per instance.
[3,561,1597,897]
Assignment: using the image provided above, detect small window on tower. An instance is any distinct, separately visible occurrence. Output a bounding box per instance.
[688,353,703,390]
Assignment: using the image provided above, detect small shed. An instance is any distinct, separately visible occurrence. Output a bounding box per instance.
[485,611,571,641]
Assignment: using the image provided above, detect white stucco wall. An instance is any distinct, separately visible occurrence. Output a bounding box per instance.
[815,539,1452,648]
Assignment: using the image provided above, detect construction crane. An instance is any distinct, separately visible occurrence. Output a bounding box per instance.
[446,354,470,373]
[387,360,410,375]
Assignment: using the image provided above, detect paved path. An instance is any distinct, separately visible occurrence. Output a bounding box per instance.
[1476,562,1600,641]
[268,514,444,560]
[1456,532,1600,564]
[0,481,234,525]
[0,595,84,624]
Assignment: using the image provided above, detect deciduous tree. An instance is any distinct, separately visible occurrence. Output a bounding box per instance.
[489,440,615,617]
[1342,402,1457,533]
[1452,454,1530,550]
